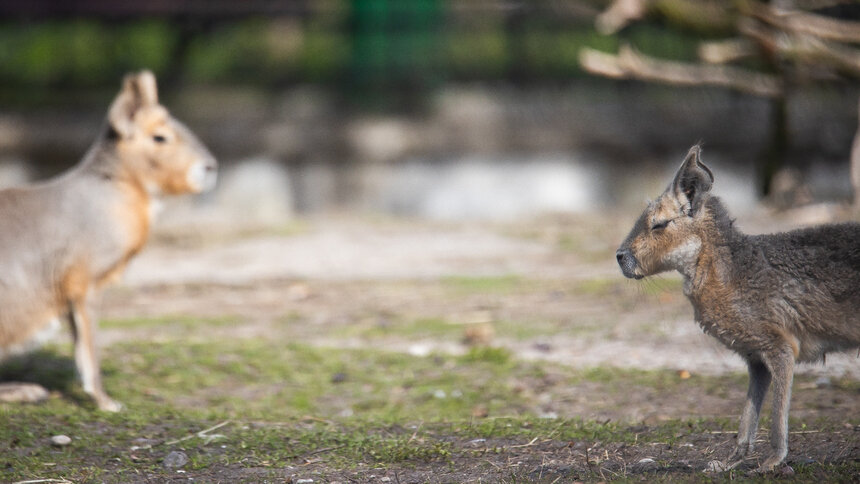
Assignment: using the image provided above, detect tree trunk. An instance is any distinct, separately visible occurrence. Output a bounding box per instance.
[851,97,860,207]
[761,95,789,197]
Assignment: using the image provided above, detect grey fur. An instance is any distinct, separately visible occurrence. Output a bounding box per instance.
[617,145,860,472]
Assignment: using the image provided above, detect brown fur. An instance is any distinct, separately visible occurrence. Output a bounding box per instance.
[0,71,217,411]
[617,145,860,472]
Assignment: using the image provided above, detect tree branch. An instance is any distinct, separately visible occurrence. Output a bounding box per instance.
[751,4,860,44]
[579,45,783,97]
[740,18,860,77]
[698,38,757,64]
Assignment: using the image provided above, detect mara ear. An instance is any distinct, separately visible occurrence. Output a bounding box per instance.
[671,144,714,216]
[107,70,159,139]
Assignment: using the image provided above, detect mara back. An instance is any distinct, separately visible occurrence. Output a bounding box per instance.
[719,221,860,361]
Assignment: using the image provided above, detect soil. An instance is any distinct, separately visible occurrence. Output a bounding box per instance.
[87,213,860,481]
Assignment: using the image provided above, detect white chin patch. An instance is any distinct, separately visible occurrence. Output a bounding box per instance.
[186,160,216,193]
[665,236,702,270]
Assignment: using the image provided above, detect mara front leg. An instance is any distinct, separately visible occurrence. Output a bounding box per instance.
[68,299,121,412]
[757,345,795,472]
[725,358,771,470]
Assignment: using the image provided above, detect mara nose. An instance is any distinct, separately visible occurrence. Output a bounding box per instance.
[616,249,629,266]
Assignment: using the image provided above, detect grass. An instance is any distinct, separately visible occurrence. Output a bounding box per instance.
[100,315,242,330]
[2,318,858,483]
[574,276,684,297]
[441,275,524,294]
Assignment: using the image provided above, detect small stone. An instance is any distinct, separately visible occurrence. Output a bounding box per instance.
[778,464,795,476]
[295,479,314,484]
[51,434,72,446]
[634,457,658,471]
[130,437,160,450]
[380,478,391,483]
[533,342,552,353]
[286,283,311,301]
[433,389,446,399]
[163,450,189,468]
[678,370,691,380]
[331,372,347,384]
[463,322,494,346]
[815,376,831,388]
[704,460,728,473]
[471,404,489,418]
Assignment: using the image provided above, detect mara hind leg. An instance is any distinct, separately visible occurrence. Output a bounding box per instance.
[756,345,795,472]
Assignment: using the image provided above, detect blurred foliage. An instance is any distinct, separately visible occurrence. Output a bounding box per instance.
[0,1,705,107]
[0,20,177,87]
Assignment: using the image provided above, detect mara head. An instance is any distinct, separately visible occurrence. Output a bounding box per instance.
[616,144,715,279]
[106,70,217,195]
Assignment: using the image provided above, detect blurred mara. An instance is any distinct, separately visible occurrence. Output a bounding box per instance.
[0,71,217,411]
[616,144,860,473]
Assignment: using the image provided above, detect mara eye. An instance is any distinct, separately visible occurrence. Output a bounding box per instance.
[651,220,669,231]
[153,135,167,143]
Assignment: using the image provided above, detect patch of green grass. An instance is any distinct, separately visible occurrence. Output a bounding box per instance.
[573,277,619,296]
[100,315,242,330]
[442,275,523,294]
[2,336,857,482]
[102,339,545,423]
[334,316,463,340]
[574,276,684,298]
[493,317,606,340]
[458,346,512,366]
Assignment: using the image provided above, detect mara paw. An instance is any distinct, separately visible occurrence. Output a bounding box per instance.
[94,395,123,412]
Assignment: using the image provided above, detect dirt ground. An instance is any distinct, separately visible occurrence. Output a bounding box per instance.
[107,211,860,380]
[68,211,860,481]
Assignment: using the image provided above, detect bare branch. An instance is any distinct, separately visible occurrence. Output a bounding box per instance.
[596,0,735,35]
[699,38,757,64]
[790,0,860,10]
[596,0,650,35]
[740,18,860,77]
[579,45,783,97]
[752,4,860,44]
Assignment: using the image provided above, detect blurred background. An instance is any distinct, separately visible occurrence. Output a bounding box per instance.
[0,0,858,226]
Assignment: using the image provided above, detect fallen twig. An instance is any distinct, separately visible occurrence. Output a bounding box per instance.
[507,437,539,449]
[165,420,232,446]
[407,421,424,444]
[303,444,346,457]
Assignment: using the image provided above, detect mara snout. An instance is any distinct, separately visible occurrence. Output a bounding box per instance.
[0,70,217,411]
[617,144,860,473]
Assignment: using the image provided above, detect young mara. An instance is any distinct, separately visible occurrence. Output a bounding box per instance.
[616,145,859,472]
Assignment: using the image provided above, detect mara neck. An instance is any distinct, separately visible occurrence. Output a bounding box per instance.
[681,196,744,296]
